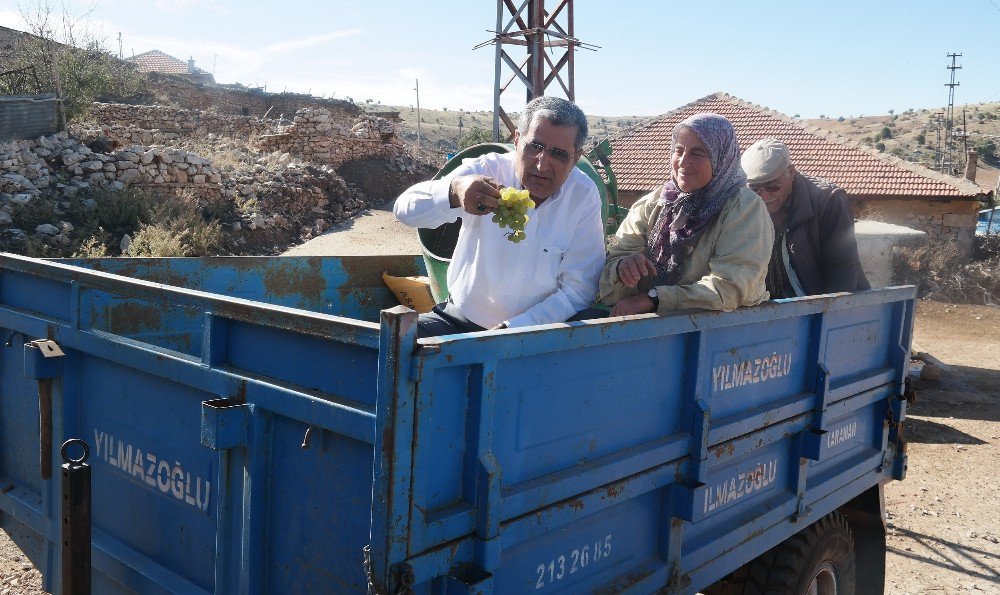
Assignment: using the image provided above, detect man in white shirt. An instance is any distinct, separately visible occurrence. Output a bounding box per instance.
[394,96,606,337]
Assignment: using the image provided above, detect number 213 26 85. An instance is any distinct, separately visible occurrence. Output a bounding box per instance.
[534,533,612,590]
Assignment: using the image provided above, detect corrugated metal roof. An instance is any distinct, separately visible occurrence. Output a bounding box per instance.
[0,94,59,141]
[610,93,983,199]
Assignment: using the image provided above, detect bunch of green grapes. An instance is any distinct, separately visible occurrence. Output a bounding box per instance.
[491,187,535,243]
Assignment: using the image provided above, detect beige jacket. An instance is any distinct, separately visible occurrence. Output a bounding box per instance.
[599,186,774,312]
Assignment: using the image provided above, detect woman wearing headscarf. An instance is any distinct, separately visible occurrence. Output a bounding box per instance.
[599,113,773,316]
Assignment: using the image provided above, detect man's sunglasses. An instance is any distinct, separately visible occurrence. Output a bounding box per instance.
[750,178,783,193]
[523,140,578,164]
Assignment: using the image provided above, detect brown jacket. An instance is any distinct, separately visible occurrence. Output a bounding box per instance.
[774,174,870,297]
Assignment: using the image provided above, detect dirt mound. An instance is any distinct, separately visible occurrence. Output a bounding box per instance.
[337,156,435,206]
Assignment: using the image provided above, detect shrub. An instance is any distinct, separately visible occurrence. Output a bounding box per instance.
[88,186,155,237]
[125,191,222,257]
[975,139,998,167]
[881,126,892,139]
[916,133,925,145]
[895,242,999,305]
[459,127,495,149]
[875,141,886,152]
[72,235,110,258]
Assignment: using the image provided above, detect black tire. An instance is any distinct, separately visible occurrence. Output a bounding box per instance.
[705,511,857,595]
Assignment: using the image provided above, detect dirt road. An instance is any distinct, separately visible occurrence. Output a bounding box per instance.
[883,301,1000,594]
[2,300,998,594]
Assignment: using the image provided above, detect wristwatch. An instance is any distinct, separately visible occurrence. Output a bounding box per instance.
[647,287,660,311]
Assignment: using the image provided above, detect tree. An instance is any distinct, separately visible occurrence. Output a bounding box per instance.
[881,126,892,140]
[2,1,147,123]
[976,139,999,167]
[459,127,494,149]
[916,133,926,145]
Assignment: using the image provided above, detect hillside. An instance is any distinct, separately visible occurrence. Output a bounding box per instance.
[804,102,1000,191]
[366,103,651,155]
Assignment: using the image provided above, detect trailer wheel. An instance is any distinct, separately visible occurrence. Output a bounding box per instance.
[706,511,856,595]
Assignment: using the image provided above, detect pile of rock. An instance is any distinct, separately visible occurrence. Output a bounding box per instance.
[221,157,368,240]
[0,129,375,252]
[1,131,223,192]
[255,109,405,168]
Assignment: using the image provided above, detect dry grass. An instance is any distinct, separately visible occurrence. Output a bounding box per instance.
[895,237,1000,306]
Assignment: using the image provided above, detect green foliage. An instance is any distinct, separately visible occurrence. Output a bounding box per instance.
[89,186,155,237]
[72,235,110,257]
[125,192,222,257]
[459,127,495,149]
[837,116,845,122]
[880,126,892,140]
[976,139,999,167]
[0,4,148,121]
[875,141,886,152]
[916,133,925,145]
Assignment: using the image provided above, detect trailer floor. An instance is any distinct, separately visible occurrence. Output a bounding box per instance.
[2,299,998,594]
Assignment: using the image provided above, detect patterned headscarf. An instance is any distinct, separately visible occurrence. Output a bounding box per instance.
[647,113,746,284]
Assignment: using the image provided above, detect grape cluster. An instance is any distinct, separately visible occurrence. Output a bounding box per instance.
[492,187,535,243]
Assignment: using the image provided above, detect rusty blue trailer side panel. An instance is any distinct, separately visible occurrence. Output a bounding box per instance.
[370,288,913,593]
[0,254,422,593]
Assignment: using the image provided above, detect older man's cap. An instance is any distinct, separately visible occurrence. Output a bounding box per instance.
[741,138,792,185]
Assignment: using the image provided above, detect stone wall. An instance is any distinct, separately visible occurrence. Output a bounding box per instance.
[146,73,361,119]
[254,108,403,168]
[81,103,271,143]
[854,197,980,255]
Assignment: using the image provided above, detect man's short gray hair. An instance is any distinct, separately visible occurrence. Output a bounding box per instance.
[517,96,588,151]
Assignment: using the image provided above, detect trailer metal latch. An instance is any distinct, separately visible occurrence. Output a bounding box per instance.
[31,339,64,357]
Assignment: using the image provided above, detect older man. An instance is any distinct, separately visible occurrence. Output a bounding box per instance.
[741,138,869,299]
[394,96,605,337]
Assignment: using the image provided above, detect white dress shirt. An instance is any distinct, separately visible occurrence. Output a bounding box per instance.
[394,152,605,328]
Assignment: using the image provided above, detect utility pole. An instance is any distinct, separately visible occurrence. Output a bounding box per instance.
[117,32,122,59]
[476,0,598,142]
[961,108,968,174]
[414,79,421,150]
[943,52,962,174]
[934,111,944,168]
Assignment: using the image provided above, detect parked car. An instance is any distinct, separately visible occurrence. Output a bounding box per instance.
[978,206,1000,235]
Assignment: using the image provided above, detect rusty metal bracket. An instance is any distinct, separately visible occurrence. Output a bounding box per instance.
[25,339,65,480]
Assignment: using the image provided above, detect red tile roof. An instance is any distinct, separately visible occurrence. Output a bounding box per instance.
[610,93,983,200]
[127,50,212,78]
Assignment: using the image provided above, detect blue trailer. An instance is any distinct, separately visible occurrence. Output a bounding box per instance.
[0,252,913,594]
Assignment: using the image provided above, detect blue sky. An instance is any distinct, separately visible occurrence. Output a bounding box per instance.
[2,0,999,118]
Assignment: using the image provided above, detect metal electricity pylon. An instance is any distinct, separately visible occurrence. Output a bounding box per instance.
[942,52,962,174]
[475,0,598,142]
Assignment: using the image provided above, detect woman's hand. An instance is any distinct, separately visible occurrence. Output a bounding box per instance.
[616,252,656,288]
[611,293,657,317]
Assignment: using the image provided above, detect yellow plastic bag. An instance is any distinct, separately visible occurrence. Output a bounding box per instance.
[382,272,436,314]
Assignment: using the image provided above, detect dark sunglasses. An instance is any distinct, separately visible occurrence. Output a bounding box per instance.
[750,178,784,193]
[523,140,577,164]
